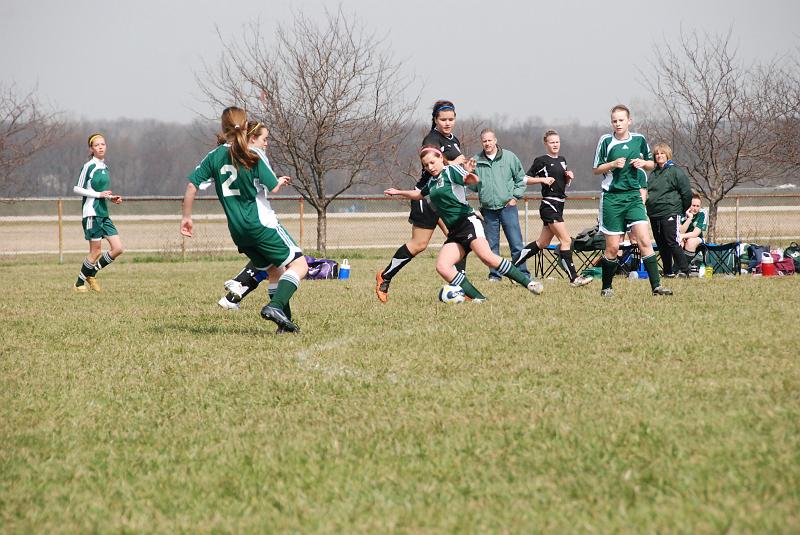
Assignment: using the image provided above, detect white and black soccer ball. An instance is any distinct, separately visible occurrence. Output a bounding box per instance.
[438,284,466,304]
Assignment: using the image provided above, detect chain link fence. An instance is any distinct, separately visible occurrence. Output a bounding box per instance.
[2,194,799,261]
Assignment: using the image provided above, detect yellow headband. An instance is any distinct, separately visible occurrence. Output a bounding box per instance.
[247,122,261,136]
[87,133,104,147]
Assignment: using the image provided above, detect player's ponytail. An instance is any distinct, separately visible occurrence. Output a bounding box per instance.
[220,107,259,169]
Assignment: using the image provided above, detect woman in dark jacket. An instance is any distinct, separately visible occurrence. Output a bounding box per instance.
[646,142,693,277]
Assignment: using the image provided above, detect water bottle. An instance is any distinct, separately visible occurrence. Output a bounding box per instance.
[338,258,350,279]
[698,263,706,278]
[637,259,649,279]
[704,264,713,278]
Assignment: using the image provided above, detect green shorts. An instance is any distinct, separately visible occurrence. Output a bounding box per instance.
[236,223,302,270]
[82,216,118,241]
[599,190,648,235]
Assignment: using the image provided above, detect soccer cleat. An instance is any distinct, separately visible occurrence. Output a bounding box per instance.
[224,279,247,300]
[260,305,300,333]
[487,277,502,283]
[652,286,674,296]
[73,283,89,293]
[601,288,614,298]
[676,272,689,279]
[85,276,101,292]
[527,280,544,295]
[569,275,593,287]
[217,296,240,311]
[663,273,677,278]
[375,271,390,303]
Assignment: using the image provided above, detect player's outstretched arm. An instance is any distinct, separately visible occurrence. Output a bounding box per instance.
[384,188,423,200]
[180,183,198,237]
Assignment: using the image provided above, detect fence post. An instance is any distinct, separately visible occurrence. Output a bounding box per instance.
[181,235,186,261]
[57,198,63,264]
[735,196,740,243]
[299,197,304,247]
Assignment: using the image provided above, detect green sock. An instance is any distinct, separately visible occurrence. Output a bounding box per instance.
[268,273,299,312]
[643,253,661,290]
[496,258,531,286]
[268,285,291,320]
[450,272,485,300]
[601,256,618,290]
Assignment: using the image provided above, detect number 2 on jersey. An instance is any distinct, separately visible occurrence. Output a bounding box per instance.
[220,164,240,197]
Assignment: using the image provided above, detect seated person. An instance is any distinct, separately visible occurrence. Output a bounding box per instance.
[679,194,706,253]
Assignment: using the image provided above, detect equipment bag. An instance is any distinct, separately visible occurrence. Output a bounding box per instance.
[304,255,339,280]
[784,242,800,272]
[746,244,770,272]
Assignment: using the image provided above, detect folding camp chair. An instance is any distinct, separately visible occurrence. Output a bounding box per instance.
[704,242,740,275]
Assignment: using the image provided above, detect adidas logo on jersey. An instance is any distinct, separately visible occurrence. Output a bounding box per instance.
[622,144,629,149]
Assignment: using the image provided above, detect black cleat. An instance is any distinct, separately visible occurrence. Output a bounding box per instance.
[260,305,300,333]
[652,286,673,296]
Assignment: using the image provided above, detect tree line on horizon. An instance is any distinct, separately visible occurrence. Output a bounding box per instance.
[2,10,798,249]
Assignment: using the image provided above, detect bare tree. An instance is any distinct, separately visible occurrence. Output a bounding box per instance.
[197,9,417,252]
[641,29,800,241]
[0,84,63,197]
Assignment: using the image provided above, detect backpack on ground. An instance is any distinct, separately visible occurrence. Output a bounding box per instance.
[784,242,800,272]
[304,256,338,280]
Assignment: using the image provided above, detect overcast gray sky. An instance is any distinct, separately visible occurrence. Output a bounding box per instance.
[2,0,798,126]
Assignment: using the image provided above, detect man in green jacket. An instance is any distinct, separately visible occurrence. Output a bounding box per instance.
[470,129,529,280]
[646,143,693,277]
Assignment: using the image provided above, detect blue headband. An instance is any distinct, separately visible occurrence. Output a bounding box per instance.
[434,104,454,113]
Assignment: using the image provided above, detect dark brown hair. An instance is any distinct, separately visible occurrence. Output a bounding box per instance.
[431,100,456,130]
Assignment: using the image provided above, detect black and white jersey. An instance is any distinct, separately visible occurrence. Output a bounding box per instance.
[416,129,464,190]
[527,155,569,199]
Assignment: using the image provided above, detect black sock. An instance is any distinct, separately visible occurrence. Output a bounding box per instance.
[382,244,415,281]
[76,258,98,285]
[515,241,540,266]
[601,256,618,290]
[559,249,578,281]
[454,256,467,273]
[96,251,115,271]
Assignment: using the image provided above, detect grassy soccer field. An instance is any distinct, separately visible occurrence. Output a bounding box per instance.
[1,253,799,533]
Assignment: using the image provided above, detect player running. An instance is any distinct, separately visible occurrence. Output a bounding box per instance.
[375,99,467,303]
[384,146,543,301]
[514,129,593,287]
[181,107,307,333]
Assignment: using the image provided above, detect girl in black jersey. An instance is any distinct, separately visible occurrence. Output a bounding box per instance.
[375,100,467,302]
[514,130,592,287]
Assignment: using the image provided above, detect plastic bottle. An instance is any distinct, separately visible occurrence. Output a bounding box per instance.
[338,258,350,279]
[704,264,713,278]
[637,259,649,279]
[698,263,706,278]
[760,252,776,277]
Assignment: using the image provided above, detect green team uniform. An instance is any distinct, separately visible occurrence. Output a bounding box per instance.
[681,210,706,240]
[188,145,301,269]
[593,132,653,235]
[419,164,475,228]
[75,157,118,240]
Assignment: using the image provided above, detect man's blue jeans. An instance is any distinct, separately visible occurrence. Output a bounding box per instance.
[482,203,529,278]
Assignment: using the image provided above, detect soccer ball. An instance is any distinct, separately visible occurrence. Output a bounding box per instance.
[438,284,466,304]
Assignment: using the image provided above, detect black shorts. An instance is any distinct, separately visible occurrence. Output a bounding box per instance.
[539,198,565,224]
[444,214,485,251]
[408,198,439,230]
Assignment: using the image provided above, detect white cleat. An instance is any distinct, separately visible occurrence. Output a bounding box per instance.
[527,280,544,295]
[570,275,594,287]
[217,296,240,310]
[223,279,248,299]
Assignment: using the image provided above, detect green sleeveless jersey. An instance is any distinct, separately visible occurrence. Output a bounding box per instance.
[593,132,652,193]
[188,145,280,245]
[75,158,110,218]
[419,164,475,228]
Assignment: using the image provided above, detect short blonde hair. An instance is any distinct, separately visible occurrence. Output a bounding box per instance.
[652,142,673,161]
